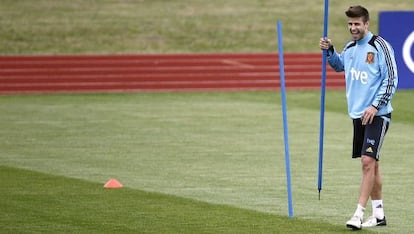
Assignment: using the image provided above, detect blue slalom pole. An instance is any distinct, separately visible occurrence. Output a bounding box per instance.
[318,0,329,200]
[277,20,293,218]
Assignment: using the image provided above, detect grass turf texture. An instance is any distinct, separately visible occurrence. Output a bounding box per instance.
[1,90,413,233]
[0,0,412,54]
[1,166,356,234]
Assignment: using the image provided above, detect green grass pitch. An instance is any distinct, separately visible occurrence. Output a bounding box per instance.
[1,90,413,233]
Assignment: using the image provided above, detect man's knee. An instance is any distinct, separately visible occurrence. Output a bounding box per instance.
[361,155,376,172]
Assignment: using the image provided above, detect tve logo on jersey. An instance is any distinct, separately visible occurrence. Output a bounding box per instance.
[379,11,414,89]
[350,67,368,84]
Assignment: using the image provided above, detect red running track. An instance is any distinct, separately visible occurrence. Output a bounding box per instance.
[0,53,344,94]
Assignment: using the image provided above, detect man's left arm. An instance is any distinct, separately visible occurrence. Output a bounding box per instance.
[362,40,398,125]
[371,40,398,110]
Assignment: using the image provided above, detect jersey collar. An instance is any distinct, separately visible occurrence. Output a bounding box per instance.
[356,31,373,45]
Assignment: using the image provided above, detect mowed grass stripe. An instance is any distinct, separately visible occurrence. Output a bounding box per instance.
[1,165,360,234]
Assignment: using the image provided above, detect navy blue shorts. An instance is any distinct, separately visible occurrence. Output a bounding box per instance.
[352,113,391,161]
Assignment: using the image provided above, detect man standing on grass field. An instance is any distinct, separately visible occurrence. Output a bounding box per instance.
[319,5,398,230]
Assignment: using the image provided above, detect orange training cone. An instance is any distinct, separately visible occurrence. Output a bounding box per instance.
[104,178,123,188]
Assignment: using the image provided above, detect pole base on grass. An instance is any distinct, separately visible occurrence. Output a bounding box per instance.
[104,178,123,188]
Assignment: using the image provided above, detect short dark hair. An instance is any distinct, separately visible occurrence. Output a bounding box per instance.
[345,5,370,22]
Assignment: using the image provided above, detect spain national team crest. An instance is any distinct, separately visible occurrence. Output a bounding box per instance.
[366,52,375,64]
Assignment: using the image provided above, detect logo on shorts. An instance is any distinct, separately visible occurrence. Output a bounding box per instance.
[366,147,374,153]
[367,138,375,145]
[366,52,375,64]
